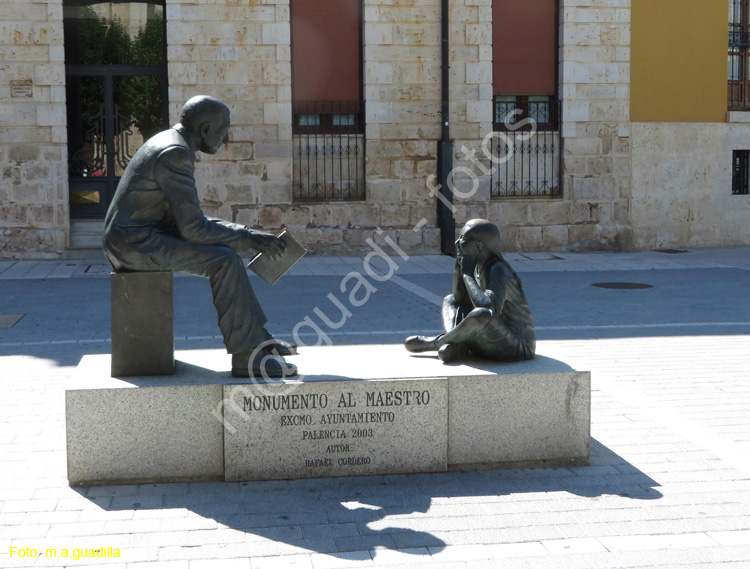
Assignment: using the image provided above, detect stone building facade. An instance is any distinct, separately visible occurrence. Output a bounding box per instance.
[628,0,750,250]
[1,0,748,259]
[1,0,67,258]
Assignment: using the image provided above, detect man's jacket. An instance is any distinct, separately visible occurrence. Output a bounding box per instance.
[103,125,250,253]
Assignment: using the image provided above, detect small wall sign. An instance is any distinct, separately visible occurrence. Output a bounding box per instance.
[11,80,33,98]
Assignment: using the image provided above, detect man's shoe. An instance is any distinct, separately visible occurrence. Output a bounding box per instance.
[266,338,297,356]
[262,329,297,355]
[404,335,439,353]
[231,347,298,378]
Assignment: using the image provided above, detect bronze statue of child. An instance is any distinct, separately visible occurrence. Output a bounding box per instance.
[405,219,535,363]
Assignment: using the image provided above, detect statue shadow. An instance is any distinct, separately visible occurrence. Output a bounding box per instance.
[72,438,661,560]
[110,360,258,387]
[78,353,659,559]
[111,360,364,388]
[110,354,576,389]
[405,353,575,375]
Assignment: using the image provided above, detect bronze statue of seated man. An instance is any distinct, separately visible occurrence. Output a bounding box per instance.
[405,219,535,363]
[103,95,296,378]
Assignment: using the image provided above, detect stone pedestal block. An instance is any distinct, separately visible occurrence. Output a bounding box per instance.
[449,373,590,469]
[111,271,174,377]
[66,346,591,485]
[66,383,224,486]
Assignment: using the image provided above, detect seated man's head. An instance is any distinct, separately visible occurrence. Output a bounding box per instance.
[456,219,502,261]
[179,96,230,154]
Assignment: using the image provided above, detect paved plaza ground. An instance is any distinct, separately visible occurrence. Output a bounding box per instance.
[1,246,749,568]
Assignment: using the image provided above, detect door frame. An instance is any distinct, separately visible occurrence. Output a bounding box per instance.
[66,64,168,218]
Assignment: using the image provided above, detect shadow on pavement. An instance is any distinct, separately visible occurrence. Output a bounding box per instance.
[71,437,660,560]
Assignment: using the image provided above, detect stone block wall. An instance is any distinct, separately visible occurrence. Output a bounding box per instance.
[434,0,635,253]
[0,0,67,259]
[171,0,444,255]
[558,0,633,251]
[362,0,442,252]
[631,122,750,249]
[176,0,636,255]
[166,0,296,243]
[0,0,644,259]
[446,0,495,233]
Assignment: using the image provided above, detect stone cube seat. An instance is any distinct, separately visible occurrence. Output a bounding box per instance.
[110,270,175,377]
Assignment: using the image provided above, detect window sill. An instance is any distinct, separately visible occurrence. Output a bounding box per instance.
[728,111,750,123]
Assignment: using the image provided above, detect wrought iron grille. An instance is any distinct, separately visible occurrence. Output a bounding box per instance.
[292,100,365,201]
[69,103,136,177]
[732,149,750,194]
[729,0,750,110]
[69,103,106,177]
[490,97,562,198]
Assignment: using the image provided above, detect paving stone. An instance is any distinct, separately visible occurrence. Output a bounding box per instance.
[334,535,397,553]
[309,550,373,569]
[250,555,314,569]
[268,539,336,556]
[426,544,492,561]
[129,562,189,569]
[368,547,432,566]
[541,537,608,555]
[301,523,361,540]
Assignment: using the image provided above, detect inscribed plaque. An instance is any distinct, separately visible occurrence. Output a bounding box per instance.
[224,379,448,481]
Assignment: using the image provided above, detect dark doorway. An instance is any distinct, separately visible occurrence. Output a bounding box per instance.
[64,1,168,219]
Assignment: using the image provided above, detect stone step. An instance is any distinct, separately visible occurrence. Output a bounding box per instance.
[68,219,105,259]
[69,232,103,249]
[70,219,105,235]
[65,248,105,260]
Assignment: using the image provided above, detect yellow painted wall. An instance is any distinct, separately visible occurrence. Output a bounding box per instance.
[631,0,728,123]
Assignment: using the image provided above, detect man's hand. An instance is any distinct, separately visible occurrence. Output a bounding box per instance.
[248,231,285,260]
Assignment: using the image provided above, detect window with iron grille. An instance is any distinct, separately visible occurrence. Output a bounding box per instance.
[490,97,562,198]
[494,95,558,132]
[732,150,750,194]
[491,0,561,198]
[291,0,365,202]
[291,100,365,202]
[729,0,750,110]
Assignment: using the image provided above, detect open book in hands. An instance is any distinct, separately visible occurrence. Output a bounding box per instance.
[247,229,308,285]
